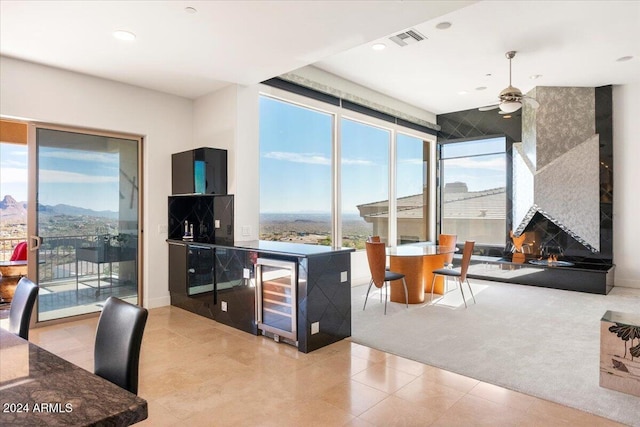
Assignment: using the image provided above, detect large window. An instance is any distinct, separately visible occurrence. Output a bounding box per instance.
[396,133,429,245]
[440,137,506,245]
[341,118,390,248]
[258,89,434,249]
[259,96,333,245]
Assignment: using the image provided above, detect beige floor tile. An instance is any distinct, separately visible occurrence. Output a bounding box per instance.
[383,354,429,376]
[429,394,528,427]
[469,381,539,411]
[359,395,441,426]
[318,379,389,416]
[419,365,480,393]
[349,342,390,363]
[393,376,465,412]
[17,305,627,427]
[351,363,418,394]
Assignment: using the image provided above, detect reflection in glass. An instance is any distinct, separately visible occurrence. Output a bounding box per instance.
[36,128,139,321]
[440,137,506,245]
[396,133,428,245]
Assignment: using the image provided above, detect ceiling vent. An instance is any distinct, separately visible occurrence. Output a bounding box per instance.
[389,29,426,47]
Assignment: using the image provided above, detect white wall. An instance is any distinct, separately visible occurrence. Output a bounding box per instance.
[193,84,261,242]
[613,82,640,288]
[0,56,193,309]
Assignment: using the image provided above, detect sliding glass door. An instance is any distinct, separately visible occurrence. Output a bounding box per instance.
[28,125,141,321]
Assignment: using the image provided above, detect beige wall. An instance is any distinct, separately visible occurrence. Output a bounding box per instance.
[613,82,640,288]
[0,56,193,308]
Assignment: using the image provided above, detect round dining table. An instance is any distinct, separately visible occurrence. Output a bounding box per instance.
[387,243,458,304]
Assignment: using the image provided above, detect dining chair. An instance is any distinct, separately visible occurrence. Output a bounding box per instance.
[363,241,408,315]
[430,240,476,308]
[8,277,39,340]
[438,233,457,292]
[94,296,148,395]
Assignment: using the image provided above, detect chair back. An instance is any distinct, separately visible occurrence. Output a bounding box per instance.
[459,241,475,282]
[94,297,148,395]
[9,277,39,340]
[365,241,387,288]
[439,234,457,265]
[367,235,381,243]
[10,242,27,261]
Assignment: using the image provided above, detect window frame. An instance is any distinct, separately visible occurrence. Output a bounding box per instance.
[258,84,437,249]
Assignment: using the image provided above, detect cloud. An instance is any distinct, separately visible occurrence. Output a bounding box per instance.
[39,169,118,183]
[399,158,423,166]
[264,151,375,166]
[0,167,28,183]
[40,150,119,164]
[264,151,330,165]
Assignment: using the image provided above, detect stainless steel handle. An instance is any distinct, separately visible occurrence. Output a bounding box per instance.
[255,265,262,324]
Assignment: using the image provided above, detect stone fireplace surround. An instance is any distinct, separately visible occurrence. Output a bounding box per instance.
[437,86,613,294]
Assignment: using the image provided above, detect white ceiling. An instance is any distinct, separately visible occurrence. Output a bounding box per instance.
[1,1,638,115]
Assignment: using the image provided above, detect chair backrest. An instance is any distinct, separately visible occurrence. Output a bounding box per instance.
[9,277,39,340]
[459,241,475,281]
[94,297,148,395]
[439,234,457,265]
[367,235,381,243]
[10,241,27,261]
[365,241,386,288]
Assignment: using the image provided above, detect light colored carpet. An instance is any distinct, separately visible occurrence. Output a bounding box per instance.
[351,279,640,426]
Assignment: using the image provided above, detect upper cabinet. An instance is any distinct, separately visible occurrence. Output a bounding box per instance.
[172,147,228,195]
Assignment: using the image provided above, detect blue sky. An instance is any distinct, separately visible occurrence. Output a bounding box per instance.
[1,142,122,211]
[259,97,427,214]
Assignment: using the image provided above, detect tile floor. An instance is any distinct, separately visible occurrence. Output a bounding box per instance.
[26,306,624,427]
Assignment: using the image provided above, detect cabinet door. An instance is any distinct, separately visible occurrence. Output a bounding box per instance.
[168,242,187,294]
[213,248,257,334]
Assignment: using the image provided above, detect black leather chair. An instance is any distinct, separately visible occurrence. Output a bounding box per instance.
[94,297,148,395]
[9,277,39,340]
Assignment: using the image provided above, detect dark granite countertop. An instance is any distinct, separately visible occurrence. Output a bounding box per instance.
[167,239,355,258]
[0,328,147,426]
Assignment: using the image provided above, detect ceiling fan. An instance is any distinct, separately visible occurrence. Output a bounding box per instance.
[479,51,540,114]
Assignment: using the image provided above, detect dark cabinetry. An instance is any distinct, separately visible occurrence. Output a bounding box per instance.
[212,248,257,334]
[168,194,234,245]
[172,147,227,195]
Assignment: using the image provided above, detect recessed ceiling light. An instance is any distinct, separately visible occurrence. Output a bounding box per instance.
[457,91,468,95]
[372,43,386,51]
[435,22,452,30]
[113,30,136,41]
[529,74,542,80]
[502,115,512,119]
[475,86,487,91]
[185,6,197,14]
[616,55,633,62]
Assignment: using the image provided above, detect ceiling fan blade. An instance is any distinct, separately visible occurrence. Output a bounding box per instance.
[523,96,540,109]
[478,104,500,111]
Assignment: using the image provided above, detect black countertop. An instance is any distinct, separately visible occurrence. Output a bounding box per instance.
[167,239,355,258]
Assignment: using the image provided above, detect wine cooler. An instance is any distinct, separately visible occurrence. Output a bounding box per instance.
[255,258,297,343]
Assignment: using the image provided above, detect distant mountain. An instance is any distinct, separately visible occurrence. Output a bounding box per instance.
[0,194,117,220]
[0,195,27,220]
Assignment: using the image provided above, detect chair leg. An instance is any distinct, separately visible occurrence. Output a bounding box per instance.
[384,282,388,315]
[458,278,468,308]
[430,274,438,303]
[363,279,374,311]
[466,279,476,304]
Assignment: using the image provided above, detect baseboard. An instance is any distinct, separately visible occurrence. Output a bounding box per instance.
[146,295,171,309]
[615,277,640,289]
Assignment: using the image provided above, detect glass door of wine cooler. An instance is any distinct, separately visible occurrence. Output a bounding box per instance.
[256,258,297,342]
